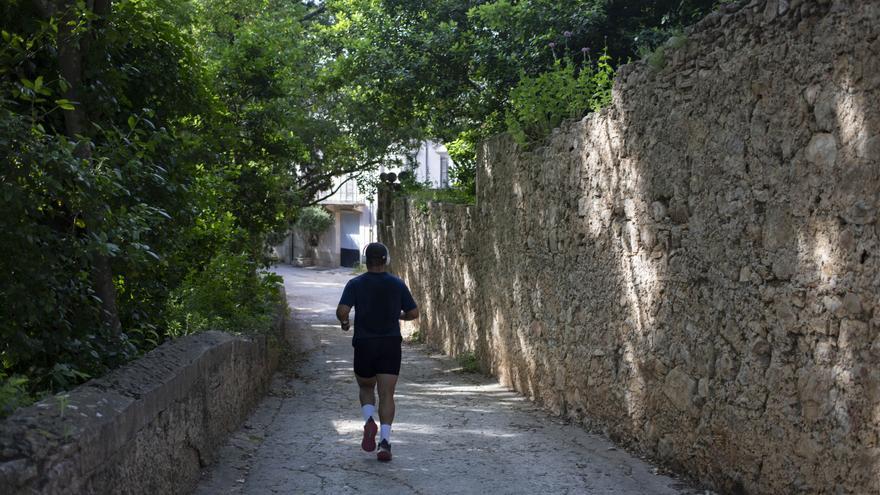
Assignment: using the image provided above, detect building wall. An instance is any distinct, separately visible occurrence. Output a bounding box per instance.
[408,140,454,188]
[382,2,880,493]
[276,141,453,267]
[314,210,341,266]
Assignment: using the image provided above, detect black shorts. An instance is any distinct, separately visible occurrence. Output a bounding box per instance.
[353,336,402,377]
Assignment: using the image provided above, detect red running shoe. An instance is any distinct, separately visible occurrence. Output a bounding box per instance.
[362,417,377,452]
[377,439,392,462]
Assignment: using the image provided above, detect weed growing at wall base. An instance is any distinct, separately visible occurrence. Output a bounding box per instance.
[456,352,480,373]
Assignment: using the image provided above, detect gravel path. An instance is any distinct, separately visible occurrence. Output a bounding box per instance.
[194,265,701,495]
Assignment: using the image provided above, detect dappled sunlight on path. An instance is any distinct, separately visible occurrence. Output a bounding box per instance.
[194,266,702,494]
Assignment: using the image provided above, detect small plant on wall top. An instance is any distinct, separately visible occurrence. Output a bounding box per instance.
[506,45,616,147]
[296,206,334,247]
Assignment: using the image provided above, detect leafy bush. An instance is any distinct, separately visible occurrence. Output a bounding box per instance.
[395,171,475,215]
[296,206,334,246]
[636,30,687,71]
[445,132,478,201]
[0,373,33,418]
[506,47,615,147]
[166,252,284,337]
[0,0,213,402]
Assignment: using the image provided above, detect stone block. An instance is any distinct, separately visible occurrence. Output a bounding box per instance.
[624,221,640,252]
[841,292,862,317]
[651,201,668,221]
[839,319,869,349]
[842,200,876,225]
[763,209,795,251]
[772,255,797,280]
[797,367,833,423]
[813,88,838,131]
[663,367,697,412]
[804,133,838,169]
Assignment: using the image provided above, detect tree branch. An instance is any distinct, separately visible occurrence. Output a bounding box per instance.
[294,158,384,196]
[307,172,366,207]
[299,5,326,23]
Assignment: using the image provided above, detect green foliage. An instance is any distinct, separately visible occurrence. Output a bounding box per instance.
[506,48,615,147]
[643,46,668,71]
[445,132,478,199]
[321,0,718,180]
[636,30,687,71]
[194,0,416,216]
[0,0,723,418]
[167,252,284,337]
[296,206,334,246]
[0,0,208,395]
[396,170,475,213]
[0,373,33,418]
[410,187,477,208]
[0,0,325,414]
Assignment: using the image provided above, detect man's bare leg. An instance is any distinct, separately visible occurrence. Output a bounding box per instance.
[376,373,399,461]
[356,374,378,451]
[376,373,398,425]
[356,374,377,407]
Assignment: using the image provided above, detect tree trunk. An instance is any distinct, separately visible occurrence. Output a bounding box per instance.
[54,0,122,336]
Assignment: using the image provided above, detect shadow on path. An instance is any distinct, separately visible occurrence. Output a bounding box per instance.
[194,266,703,495]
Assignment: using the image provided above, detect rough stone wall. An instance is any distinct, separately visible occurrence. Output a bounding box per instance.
[0,296,285,494]
[383,1,880,493]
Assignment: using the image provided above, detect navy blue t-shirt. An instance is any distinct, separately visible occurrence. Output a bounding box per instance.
[339,272,417,342]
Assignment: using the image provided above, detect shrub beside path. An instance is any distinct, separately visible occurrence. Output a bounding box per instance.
[195,265,703,494]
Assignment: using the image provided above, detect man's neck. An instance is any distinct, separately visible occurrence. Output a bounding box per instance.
[367,265,386,273]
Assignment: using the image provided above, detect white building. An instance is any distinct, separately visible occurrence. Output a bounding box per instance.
[273,140,454,267]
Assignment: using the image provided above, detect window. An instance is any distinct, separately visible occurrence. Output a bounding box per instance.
[440,156,449,188]
[343,178,357,202]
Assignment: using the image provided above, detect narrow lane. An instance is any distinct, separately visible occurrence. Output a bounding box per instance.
[195,265,701,494]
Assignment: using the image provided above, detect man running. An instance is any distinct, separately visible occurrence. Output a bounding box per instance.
[336,242,419,462]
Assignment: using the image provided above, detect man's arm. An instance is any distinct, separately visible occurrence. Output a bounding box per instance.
[336,304,352,331]
[400,307,419,321]
[399,281,419,321]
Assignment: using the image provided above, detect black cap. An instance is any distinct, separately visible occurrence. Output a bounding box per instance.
[365,242,389,262]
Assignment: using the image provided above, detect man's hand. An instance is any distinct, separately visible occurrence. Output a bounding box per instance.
[336,304,352,332]
[400,307,419,321]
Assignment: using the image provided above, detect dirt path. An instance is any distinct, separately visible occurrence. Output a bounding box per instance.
[194,265,702,495]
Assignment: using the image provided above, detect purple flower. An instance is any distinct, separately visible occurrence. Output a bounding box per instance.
[564,31,572,38]
[548,42,556,48]
[581,47,590,53]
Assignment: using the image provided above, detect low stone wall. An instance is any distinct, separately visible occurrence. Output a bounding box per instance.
[0,293,286,494]
[382,1,879,493]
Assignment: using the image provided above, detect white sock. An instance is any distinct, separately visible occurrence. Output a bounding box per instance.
[362,404,375,423]
[380,424,392,442]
